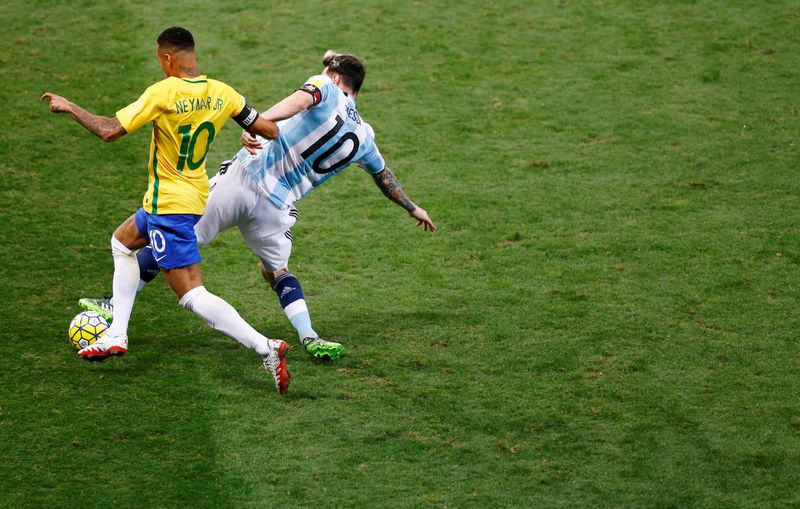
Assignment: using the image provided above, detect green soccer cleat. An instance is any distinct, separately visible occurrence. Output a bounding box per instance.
[78,296,114,322]
[301,336,345,361]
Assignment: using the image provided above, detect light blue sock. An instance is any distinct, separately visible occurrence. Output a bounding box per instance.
[272,273,316,340]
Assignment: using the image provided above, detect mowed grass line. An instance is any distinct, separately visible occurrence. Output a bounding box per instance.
[2,0,800,507]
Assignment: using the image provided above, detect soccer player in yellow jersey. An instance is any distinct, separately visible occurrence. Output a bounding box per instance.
[41,27,291,393]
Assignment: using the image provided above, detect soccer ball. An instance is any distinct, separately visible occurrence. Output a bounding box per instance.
[68,311,109,349]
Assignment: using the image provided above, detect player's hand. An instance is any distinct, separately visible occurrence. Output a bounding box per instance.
[410,207,436,232]
[40,92,72,113]
[241,130,262,155]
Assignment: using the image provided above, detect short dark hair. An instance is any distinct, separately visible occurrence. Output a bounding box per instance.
[157,27,195,52]
[323,51,366,93]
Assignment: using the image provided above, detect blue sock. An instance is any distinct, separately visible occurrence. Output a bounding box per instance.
[272,273,316,340]
[137,246,160,283]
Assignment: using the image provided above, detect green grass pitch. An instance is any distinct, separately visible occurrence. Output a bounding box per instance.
[1,1,799,507]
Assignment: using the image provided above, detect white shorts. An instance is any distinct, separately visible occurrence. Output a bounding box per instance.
[195,159,297,271]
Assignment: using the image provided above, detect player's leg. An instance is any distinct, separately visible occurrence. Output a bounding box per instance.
[260,262,316,341]
[79,169,239,319]
[79,246,158,321]
[240,204,344,360]
[260,260,344,361]
[164,264,290,393]
[155,211,289,393]
[78,213,148,361]
[163,264,263,350]
[239,206,312,337]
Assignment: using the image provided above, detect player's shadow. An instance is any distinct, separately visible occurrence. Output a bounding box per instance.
[216,371,344,401]
[63,349,158,374]
[213,343,368,400]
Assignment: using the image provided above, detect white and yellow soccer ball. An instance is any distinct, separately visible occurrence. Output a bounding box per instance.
[68,311,109,349]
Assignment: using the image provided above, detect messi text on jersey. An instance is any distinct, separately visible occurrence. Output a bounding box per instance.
[346,105,361,125]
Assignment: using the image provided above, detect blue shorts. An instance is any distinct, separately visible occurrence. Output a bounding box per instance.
[134,208,202,270]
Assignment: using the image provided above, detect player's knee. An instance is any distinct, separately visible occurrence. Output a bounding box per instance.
[259,260,288,285]
[113,214,148,251]
[110,234,133,256]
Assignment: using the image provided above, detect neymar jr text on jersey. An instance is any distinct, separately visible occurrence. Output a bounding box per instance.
[175,96,226,114]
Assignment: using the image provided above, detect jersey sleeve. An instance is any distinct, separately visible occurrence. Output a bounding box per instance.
[222,84,246,118]
[355,123,386,175]
[115,81,170,134]
[297,75,333,107]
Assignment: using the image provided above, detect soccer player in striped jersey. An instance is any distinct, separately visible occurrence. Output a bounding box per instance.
[80,50,436,361]
[42,27,291,393]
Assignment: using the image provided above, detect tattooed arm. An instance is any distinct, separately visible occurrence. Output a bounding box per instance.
[41,92,127,142]
[372,166,436,231]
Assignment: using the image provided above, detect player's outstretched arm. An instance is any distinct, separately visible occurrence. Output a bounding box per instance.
[261,90,314,123]
[372,166,436,231]
[241,91,315,154]
[40,92,126,142]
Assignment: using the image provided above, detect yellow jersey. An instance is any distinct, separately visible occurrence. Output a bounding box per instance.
[116,76,246,215]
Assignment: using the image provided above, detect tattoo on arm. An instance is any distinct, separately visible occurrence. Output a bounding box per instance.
[69,103,125,142]
[372,167,416,212]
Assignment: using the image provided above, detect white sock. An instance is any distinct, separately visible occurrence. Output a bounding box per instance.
[108,280,146,307]
[180,286,273,357]
[105,236,138,339]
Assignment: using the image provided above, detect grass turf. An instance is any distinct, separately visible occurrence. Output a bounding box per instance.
[1,0,799,507]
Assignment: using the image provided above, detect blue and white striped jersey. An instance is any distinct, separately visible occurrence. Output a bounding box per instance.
[235,74,386,209]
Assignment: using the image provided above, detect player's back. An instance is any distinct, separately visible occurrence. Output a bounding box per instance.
[117,76,246,215]
[237,74,385,209]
